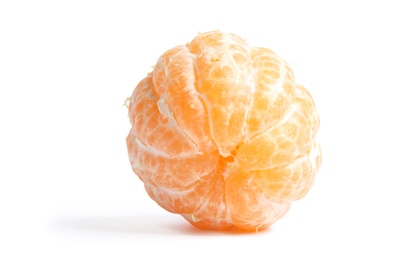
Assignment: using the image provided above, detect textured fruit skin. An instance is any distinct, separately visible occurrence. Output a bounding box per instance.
[126,31,321,232]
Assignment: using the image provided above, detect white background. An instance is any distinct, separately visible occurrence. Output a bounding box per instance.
[1,0,395,259]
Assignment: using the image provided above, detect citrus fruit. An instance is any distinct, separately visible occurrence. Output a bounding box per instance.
[126,31,321,232]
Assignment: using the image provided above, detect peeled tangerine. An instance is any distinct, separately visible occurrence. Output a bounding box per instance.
[126,31,321,232]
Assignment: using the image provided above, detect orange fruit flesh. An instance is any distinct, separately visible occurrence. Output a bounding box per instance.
[126,31,321,232]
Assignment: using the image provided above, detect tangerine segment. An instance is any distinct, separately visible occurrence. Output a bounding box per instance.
[152,46,215,152]
[236,84,320,170]
[126,131,219,190]
[145,158,233,231]
[188,31,253,156]
[246,47,295,137]
[128,75,198,156]
[249,142,322,202]
[225,169,291,232]
[293,142,322,200]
